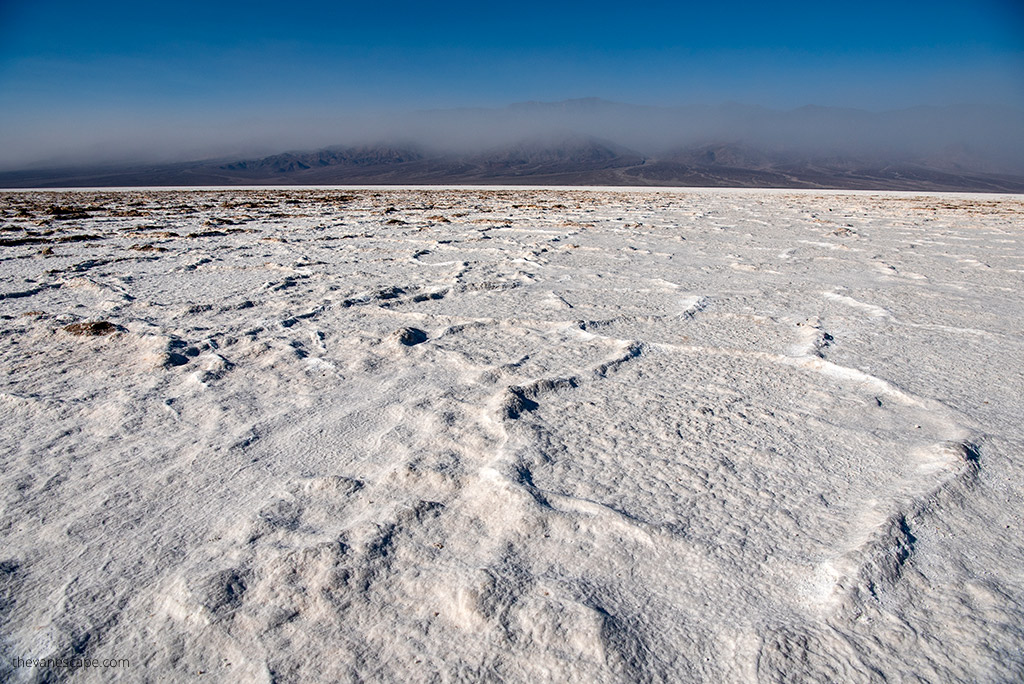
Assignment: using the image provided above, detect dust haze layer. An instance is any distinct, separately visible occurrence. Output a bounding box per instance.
[1,188,1023,682]
[2,99,1023,192]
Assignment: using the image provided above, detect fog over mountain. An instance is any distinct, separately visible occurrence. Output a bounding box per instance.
[396,99,1024,170]
[2,99,1022,191]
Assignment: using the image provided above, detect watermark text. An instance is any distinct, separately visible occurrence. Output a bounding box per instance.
[11,656,129,670]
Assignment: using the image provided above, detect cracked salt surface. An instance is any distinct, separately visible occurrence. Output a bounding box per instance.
[1,188,1023,682]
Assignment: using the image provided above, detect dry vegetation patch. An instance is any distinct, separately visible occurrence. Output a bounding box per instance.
[62,321,120,336]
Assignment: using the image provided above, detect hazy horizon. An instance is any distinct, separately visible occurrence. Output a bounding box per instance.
[2,98,1023,174]
[1,1,1022,171]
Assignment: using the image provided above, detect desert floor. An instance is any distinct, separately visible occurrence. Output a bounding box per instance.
[1,188,1022,682]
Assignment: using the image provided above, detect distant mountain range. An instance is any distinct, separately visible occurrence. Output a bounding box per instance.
[2,99,1022,191]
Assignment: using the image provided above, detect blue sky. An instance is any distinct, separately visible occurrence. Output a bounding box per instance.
[1,0,1021,165]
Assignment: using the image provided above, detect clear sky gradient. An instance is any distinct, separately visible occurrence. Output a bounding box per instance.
[1,0,1021,166]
